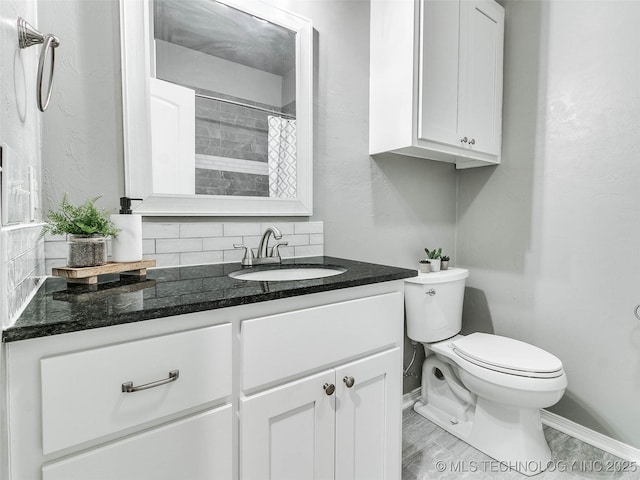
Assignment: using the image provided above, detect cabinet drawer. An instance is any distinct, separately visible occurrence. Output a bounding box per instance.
[42,404,233,480]
[241,292,403,390]
[41,324,231,454]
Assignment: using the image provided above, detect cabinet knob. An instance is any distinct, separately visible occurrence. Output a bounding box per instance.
[460,137,468,144]
[343,376,355,388]
[469,138,476,145]
[323,383,336,395]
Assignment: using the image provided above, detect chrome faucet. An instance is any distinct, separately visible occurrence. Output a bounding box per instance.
[234,226,288,266]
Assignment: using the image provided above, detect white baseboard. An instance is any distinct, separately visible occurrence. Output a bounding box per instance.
[402,387,421,410]
[541,410,640,463]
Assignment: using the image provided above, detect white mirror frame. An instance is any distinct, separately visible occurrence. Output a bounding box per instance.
[120,0,313,216]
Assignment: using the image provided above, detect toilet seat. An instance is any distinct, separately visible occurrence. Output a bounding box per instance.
[452,333,564,379]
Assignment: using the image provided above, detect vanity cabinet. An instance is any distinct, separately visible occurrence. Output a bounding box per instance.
[370,0,505,169]
[3,281,405,480]
[240,292,403,479]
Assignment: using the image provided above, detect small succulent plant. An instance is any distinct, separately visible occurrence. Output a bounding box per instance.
[441,255,450,262]
[424,247,442,260]
[419,259,431,264]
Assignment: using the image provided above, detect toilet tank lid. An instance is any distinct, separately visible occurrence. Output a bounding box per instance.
[405,267,469,285]
[453,333,563,374]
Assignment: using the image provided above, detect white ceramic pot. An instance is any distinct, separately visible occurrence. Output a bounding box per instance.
[418,262,431,274]
[429,258,441,272]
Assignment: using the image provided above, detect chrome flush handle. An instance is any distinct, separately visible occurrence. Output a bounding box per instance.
[425,288,436,296]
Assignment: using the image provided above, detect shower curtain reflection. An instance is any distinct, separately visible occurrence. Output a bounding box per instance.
[268,115,297,198]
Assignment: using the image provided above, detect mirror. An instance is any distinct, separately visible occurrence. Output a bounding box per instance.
[120,0,313,216]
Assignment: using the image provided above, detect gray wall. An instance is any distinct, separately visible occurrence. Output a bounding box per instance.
[40,0,123,212]
[457,0,640,448]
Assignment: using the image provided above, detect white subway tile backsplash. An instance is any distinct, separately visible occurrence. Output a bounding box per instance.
[142,223,180,239]
[203,236,242,251]
[143,253,181,267]
[44,233,66,242]
[223,223,261,236]
[278,246,295,259]
[282,234,310,247]
[260,222,295,235]
[242,235,262,249]
[310,234,324,245]
[294,222,323,234]
[156,238,203,254]
[43,221,324,269]
[45,258,66,274]
[142,239,156,254]
[180,251,224,265]
[44,239,67,259]
[3,224,46,325]
[294,244,324,257]
[223,248,245,263]
[180,222,223,238]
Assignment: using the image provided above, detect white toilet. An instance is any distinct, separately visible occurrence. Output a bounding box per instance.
[405,268,567,476]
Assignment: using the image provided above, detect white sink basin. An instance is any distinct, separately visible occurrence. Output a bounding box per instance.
[229,266,346,282]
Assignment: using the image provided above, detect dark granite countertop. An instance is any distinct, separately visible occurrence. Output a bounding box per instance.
[3,256,417,342]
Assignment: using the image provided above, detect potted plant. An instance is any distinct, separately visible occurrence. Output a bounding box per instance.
[42,195,120,268]
[424,247,442,272]
[441,255,450,270]
[418,259,431,274]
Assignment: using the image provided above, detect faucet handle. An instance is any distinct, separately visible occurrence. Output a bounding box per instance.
[233,244,254,266]
[271,241,288,258]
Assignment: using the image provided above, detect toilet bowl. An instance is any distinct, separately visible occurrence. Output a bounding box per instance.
[405,269,567,476]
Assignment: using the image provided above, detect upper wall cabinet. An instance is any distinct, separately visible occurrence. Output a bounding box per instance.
[369,0,505,169]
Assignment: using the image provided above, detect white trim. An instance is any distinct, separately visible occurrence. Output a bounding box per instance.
[402,387,421,410]
[541,409,640,463]
[119,0,152,199]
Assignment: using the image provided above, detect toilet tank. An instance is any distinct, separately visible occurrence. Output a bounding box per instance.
[404,268,469,343]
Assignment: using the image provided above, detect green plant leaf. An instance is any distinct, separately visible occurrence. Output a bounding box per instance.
[41,194,120,238]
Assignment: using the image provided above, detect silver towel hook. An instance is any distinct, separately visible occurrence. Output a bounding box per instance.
[17,17,60,112]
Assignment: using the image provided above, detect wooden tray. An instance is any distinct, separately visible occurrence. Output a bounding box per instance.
[52,260,156,285]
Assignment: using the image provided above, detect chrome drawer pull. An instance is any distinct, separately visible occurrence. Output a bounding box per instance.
[122,370,179,393]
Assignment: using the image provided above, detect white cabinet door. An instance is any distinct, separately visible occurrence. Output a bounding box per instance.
[42,405,233,480]
[419,0,504,157]
[418,0,461,146]
[335,348,402,480]
[460,0,505,156]
[241,370,336,480]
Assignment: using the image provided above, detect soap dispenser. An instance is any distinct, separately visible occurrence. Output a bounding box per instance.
[110,197,143,263]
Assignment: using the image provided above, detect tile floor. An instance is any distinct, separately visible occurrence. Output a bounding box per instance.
[402,408,640,479]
